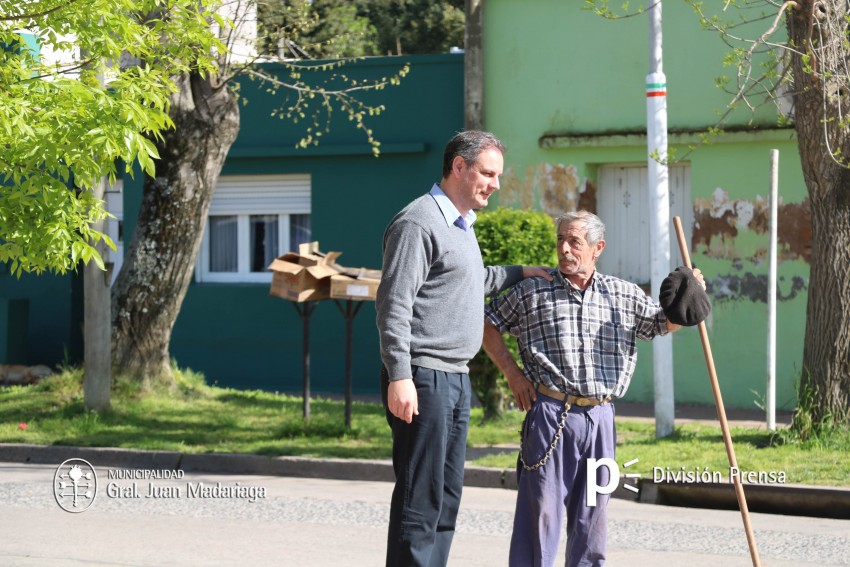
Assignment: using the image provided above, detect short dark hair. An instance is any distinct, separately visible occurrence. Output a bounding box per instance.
[442,130,506,178]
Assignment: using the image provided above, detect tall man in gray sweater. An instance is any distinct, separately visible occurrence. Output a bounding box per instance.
[376,130,550,567]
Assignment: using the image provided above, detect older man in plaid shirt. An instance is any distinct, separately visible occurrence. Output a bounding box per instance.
[482,210,705,567]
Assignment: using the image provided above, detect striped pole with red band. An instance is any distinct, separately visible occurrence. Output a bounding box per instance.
[647,82,667,97]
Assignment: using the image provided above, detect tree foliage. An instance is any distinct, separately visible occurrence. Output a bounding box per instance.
[471,208,557,421]
[0,0,222,275]
[257,0,465,58]
[257,0,380,58]
[2,0,409,278]
[361,0,465,55]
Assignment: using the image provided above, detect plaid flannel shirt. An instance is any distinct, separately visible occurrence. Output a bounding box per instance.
[484,268,668,400]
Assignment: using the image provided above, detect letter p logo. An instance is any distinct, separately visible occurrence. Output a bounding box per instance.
[586,458,620,507]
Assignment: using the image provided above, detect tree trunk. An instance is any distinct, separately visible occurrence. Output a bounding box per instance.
[111,72,240,385]
[788,3,850,425]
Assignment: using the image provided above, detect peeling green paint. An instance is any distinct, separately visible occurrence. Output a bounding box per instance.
[694,188,812,263]
[709,274,807,302]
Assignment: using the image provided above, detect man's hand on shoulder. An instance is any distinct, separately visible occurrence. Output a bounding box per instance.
[522,266,553,281]
[388,379,419,424]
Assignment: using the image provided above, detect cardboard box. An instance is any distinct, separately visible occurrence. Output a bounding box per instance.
[268,242,342,302]
[330,268,382,301]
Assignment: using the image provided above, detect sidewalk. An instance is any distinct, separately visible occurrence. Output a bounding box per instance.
[3,464,848,566]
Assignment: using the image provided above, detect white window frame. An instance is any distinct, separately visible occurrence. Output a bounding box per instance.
[196,174,311,284]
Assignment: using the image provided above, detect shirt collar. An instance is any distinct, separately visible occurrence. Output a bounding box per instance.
[429,184,477,230]
[557,269,597,294]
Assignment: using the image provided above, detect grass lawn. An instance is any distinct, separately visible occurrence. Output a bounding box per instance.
[1,369,848,487]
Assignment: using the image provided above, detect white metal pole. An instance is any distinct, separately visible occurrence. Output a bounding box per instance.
[767,150,779,431]
[647,0,674,438]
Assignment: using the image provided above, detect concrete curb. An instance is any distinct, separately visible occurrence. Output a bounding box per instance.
[0,443,183,470]
[3,443,847,518]
[0,443,509,489]
[640,480,850,520]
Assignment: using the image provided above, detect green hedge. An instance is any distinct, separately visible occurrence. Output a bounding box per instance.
[471,208,557,421]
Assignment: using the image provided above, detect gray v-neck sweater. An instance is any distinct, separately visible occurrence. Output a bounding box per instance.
[376,194,522,380]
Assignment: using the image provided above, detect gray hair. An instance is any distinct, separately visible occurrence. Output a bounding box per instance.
[442,130,506,177]
[555,210,606,246]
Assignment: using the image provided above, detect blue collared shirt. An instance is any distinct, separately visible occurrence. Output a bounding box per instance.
[429,184,476,232]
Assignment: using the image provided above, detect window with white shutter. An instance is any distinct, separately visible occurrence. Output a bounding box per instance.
[197,175,312,283]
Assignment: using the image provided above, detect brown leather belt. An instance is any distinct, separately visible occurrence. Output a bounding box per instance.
[535,383,611,406]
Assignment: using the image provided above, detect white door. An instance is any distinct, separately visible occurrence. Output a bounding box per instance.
[597,164,693,285]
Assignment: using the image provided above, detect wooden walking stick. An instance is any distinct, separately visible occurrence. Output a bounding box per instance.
[672,215,762,567]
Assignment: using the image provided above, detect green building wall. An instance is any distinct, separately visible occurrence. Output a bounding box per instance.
[482,1,807,409]
[0,267,83,367]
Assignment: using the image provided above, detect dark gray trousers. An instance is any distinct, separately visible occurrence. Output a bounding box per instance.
[382,365,471,567]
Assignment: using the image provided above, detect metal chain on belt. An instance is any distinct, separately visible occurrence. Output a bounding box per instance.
[519,401,570,471]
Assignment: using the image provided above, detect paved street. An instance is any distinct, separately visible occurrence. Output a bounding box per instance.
[0,462,848,566]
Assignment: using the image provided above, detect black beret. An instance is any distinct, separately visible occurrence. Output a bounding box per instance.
[659,267,711,326]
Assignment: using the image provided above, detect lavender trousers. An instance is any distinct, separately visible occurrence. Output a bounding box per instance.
[509,392,616,567]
